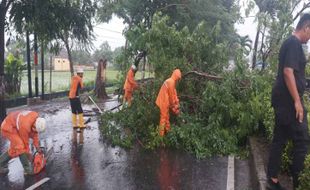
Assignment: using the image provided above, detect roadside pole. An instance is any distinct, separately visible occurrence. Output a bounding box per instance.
[34,34,39,97]
[26,31,32,98]
[41,43,44,100]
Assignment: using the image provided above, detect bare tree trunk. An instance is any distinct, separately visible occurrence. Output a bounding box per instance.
[94,60,108,99]
[0,0,7,122]
[64,41,74,77]
[61,33,74,77]
[142,55,146,80]
[123,39,128,76]
[252,26,260,69]
[34,34,39,97]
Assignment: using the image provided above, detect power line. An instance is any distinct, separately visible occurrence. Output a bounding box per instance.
[93,26,123,34]
[95,35,125,40]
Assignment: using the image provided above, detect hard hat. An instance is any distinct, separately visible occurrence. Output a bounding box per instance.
[131,65,137,71]
[35,118,46,133]
[76,68,84,73]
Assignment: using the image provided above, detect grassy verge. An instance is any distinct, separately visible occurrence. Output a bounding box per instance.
[18,69,153,95]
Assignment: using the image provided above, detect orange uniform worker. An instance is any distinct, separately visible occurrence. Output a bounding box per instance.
[156,69,181,137]
[123,65,138,107]
[0,111,46,175]
[69,68,85,129]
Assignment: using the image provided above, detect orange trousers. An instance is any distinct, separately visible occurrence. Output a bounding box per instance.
[1,129,27,158]
[159,107,170,137]
[123,90,133,106]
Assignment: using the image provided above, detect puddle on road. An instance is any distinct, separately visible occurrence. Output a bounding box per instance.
[0,99,230,190]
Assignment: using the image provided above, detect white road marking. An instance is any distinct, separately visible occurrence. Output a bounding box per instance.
[226,155,235,190]
[25,177,50,190]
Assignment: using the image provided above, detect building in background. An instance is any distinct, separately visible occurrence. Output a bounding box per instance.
[54,57,70,71]
[53,49,70,71]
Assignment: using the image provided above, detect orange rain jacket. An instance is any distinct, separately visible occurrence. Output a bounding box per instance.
[155,69,181,136]
[1,111,40,157]
[123,68,138,103]
[69,75,84,99]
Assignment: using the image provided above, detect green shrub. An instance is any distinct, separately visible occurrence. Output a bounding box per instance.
[4,53,26,95]
[298,155,310,190]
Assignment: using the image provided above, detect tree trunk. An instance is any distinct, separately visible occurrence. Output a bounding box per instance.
[0,0,7,122]
[34,34,39,97]
[252,26,261,69]
[64,41,74,77]
[94,60,108,99]
[61,34,74,77]
[142,55,146,80]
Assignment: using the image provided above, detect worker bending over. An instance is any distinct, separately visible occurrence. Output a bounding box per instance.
[0,111,46,175]
[156,69,181,137]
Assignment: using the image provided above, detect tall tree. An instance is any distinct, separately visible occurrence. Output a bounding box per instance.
[97,0,240,70]
[0,0,14,122]
[10,0,96,76]
[248,0,310,69]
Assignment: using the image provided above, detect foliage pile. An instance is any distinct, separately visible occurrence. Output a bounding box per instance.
[298,153,310,190]
[100,14,276,157]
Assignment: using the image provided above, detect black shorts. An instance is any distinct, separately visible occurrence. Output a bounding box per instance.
[69,98,83,114]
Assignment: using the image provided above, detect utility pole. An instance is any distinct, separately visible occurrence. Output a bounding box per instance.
[26,31,32,98]
[41,43,44,100]
[34,34,39,97]
[0,0,8,122]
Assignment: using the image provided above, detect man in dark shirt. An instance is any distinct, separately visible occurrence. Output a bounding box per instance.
[267,14,310,190]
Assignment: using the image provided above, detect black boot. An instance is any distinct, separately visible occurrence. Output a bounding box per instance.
[0,152,10,175]
[19,153,34,175]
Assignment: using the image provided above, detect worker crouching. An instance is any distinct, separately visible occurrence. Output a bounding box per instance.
[0,111,46,175]
[156,69,181,137]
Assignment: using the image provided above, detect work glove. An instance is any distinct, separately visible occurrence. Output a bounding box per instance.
[172,105,180,115]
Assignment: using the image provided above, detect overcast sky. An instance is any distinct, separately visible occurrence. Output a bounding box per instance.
[6,1,308,52]
[97,3,262,51]
[96,1,310,52]
[93,15,126,51]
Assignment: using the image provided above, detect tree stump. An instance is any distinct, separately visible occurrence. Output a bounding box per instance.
[94,59,109,99]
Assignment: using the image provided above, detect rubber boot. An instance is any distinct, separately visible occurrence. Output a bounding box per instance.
[0,152,10,175]
[78,113,85,129]
[79,129,84,144]
[19,153,34,175]
[72,114,78,128]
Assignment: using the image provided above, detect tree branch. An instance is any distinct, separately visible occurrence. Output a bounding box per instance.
[293,2,310,21]
[5,0,13,11]
[157,3,188,11]
[290,0,302,17]
[183,71,223,81]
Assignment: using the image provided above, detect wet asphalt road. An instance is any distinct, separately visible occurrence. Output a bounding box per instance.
[0,98,254,190]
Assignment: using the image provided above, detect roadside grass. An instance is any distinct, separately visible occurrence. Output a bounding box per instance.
[19,69,153,95]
